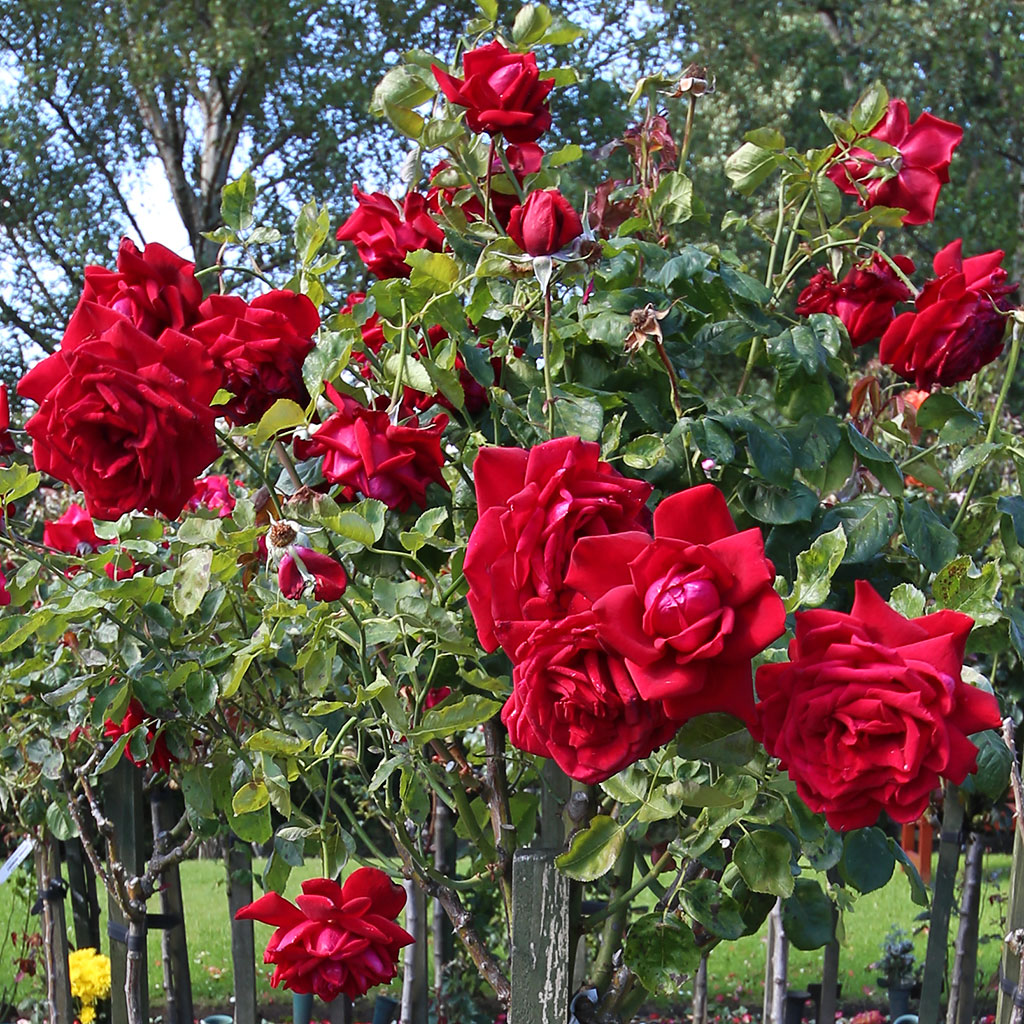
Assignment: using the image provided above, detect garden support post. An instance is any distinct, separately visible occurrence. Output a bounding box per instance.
[401,880,428,1024]
[947,829,983,1024]
[919,784,965,1024]
[65,837,101,950]
[692,954,708,1024]
[227,835,258,1024]
[35,831,73,1024]
[108,758,147,1024]
[1001,828,1024,1024]
[433,800,455,995]
[763,900,788,1024]
[151,787,194,1024]
[510,849,572,1024]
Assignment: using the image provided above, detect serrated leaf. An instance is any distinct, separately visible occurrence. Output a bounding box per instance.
[821,496,899,563]
[679,879,748,940]
[725,142,782,195]
[173,548,213,618]
[889,582,926,619]
[624,914,700,995]
[932,556,1001,625]
[785,525,847,612]
[782,878,834,950]
[248,730,311,756]
[674,714,756,766]
[512,3,553,45]
[221,171,256,232]
[555,815,625,881]
[733,830,794,898]
[902,500,958,573]
[409,695,503,743]
[838,827,895,893]
[850,81,889,133]
[232,781,270,816]
[254,399,308,444]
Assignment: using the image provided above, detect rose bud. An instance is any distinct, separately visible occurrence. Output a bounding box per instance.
[507,189,583,257]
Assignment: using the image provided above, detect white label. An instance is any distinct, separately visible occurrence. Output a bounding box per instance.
[0,837,35,885]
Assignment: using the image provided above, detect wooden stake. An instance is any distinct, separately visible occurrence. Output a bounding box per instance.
[227,836,258,1024]
[401,880,428,1024]
[35,832,74,1024]
[948,830,984,1024]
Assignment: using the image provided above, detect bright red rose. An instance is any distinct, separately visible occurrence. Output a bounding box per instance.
[432,41,554,144]
[507,189,583,257]
[464,437,652,656]
[18,303,222,520]
[753,580,1002,831]
[80,238,203,336]
[879,240,1016,388]
[188,475,238,518]
[43,502,139,580]
[103,698,176,774]
[0,570,10,608]
[424,686,452,709]
[503,612,679,784]
[564,484,785,727]
[235,868,413,1001]
[278,545,348,602]
[428,145,544,228]
[293,384,447,512]
[191,290,319,426]
[827,99,963,225]
[336,187,444,280]
[0,384,15,455]
[795,254,915,347]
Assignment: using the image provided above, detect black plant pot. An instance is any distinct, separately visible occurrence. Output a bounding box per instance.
[373,995,400,1024]
[887,983,915,1019]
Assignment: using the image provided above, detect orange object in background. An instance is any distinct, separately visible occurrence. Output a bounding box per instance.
[901,816,934,884]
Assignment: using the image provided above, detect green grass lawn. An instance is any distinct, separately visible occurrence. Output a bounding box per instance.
[0,851,1012,1017]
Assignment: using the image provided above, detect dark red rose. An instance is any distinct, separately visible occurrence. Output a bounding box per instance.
[278,545,348,602]
[103,697,176,774]
[432,41,554,144]
[191,290,319,426]
[18,303,221,520]
[0,384,15,455]
[503,612,679,784]
[336,187,444,280]
[188,475,238,518]
[827,99,963,225]
[564,484,784,727]
[81,238,203,336]
[795,254,916,347]
[879,240,1016,388]
[424,686,452,709]
[464,437,652,656]
[293,384,447,512]
[235,868,413,1001]
[426,161,486,224]
[753,580,1001,831]
[0,570,10,608]
[507,189,583,257]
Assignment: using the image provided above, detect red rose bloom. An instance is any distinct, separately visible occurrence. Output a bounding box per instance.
[278,545,348,602]
[188,475,238,518]
[0,570,10,608]
[0,384,15,455]
[235,868,413,1001]
[424,686,452,709]
[293,384,447,512]
[795,254,915,347]
[827,99,963,225]
[507,189,583,257]
[18,302,222,520]
[753,580,1002,831]
[503,612,679,784]
[81,238,203,336]
[336,187,444,280]
[432,41,554,144]
[103,697,176,774]
[879,240,1016,388]
[564,484,785,727]
[464,437,652,656]
[191,290,319,426]
[44,502,138,580]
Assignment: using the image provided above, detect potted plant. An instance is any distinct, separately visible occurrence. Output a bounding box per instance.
[871,927,921,1018]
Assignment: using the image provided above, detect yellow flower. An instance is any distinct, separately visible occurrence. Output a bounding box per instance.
[68,947,111,1024]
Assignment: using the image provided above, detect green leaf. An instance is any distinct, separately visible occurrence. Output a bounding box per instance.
[725,142,782,195]
[474,0,498,19]
[554,395,603,441]
[512,3,553,45]
[932,556,1001,625]
[821,495,899,563]
[839,828,895,893]
[173,547,213,618]
[247,729,311,756]
[547,143,583,167]
[784,525,847,612]
[740,480,818,525]
[323,510,377,548]
[406,250,460,289]
[916,393,980,433]
[624,914,700,995]
[961,729,1011,802]
[733,830,794,898]
[46,802,76,841]
[229,804,273,844]
[679,878,747,940]
[847,425,903,494]
[622,435,667,470]
[539,13,585,45]
[410,695,504,743]
[221,171,256,232]
[674,714,756,766]
[889,582,926,619]
[382,102,424,139]
[902,500,958,573]
[652,172,693,225]
[850,81,890,133]
[254,398,307,444]
[294,201,331,266]
[371,65,435,114]
[232,781,270,816]
[555,815,625,881]
[782,878,834,950]
[185,670,218,717]
[887,837,929,907]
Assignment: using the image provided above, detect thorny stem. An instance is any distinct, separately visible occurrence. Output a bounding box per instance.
[677,94,698,172]
[217,429,283,518]
[951,318,1021,533]
[496,141,527,203]
[484,138,496,226]
[584,849,672,931]
[274,438,304,491]
[482,717,514,919]
[389,297,410,416]
[654,338,684,419]
[542,282,555,435]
